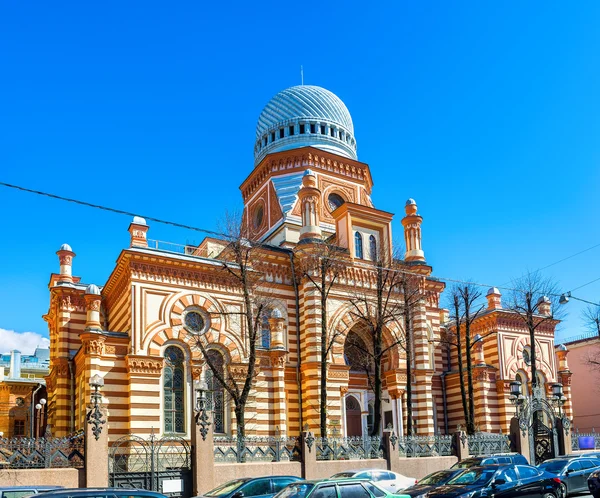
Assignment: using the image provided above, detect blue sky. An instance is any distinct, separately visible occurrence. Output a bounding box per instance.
[1,1,599,351]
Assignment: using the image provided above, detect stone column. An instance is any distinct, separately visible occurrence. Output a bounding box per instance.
[269,351,288,435]
[509,417,531,463]
[383,432,401,473]
[453,430,469,461]
[85,407,109,487]
[191,408,215,495]
[300,430,317,480]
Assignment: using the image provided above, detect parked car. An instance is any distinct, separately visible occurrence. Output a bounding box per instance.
[579,451,600,459]
[195,476,303,498]
[538,456,600,497]
[273,478,410,498]
[588,467,600,498]
[330,469,416,492]
[399,469,465,498]
[0,487,63,498]
[451,453,529,469]
[426,464,561,498]
[34,489,165,498]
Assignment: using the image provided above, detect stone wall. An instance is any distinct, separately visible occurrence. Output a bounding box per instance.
[0,468,84,488]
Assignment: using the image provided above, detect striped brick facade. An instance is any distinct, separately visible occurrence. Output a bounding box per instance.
[44,148,569,442]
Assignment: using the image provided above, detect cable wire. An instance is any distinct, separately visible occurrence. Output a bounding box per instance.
[0,180,590,302]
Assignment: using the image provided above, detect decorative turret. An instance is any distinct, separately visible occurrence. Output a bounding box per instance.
[56,243,75,284]
[128,216,148,248]
[298,170,322,241]
[84,284,102,332]
[486,287,503,310]
[401,199,425,262]
[537,296,552,316]
[556,344,569,371]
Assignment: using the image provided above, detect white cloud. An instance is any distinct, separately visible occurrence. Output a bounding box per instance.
[0,329,50,355]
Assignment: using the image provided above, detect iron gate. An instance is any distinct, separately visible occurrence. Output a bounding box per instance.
[531,412,557,464]
[109,434,191,498]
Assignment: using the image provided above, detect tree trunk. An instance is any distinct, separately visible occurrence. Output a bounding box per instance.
[454,298,470,433]
[320,266,328,437]
[405,300,413,436]
[527,293,538,389]
[372,325,383,436]
[464,297,475,435]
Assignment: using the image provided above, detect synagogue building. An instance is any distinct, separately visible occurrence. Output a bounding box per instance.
[43,85,571,439]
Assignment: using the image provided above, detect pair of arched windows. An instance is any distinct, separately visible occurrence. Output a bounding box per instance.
[354,232,377,260]
[162,345,226,435]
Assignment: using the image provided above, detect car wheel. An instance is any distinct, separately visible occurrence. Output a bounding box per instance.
[559,483,567,498]
[543,493,556,498]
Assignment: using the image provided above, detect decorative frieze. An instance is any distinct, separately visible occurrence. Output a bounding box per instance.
[127,355,164,376]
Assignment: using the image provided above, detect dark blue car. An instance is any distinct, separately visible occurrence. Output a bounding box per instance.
[195,477,302,498]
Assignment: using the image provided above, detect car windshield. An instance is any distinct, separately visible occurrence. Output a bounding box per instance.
[447,469,497,486]
[419,472,454,485]
[538,461,569,474]
[331,473,357,479]
[206,479,247,496]
[275,483,315,498]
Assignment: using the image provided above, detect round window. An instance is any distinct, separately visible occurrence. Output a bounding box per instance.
[253,205,264,229]
[184,311,205,334]
[328,193,345,212]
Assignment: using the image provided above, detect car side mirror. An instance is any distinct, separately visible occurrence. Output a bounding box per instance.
[492,479,505,488]
[232,492,244,498]
[564,470,571,475]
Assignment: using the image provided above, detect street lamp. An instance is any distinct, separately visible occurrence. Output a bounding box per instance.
[87,374,106,440]
[194,377,211,441]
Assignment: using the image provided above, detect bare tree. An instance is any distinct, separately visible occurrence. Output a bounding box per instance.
[347,248,423,436]
[187,213,269,438]
[443,284,487,434]
[506,271,564,389]
[582,305,600,337]
[296,241,347,437]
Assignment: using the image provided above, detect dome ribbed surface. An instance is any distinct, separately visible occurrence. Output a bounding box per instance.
[254,85,357,166]
[257,86,354,137]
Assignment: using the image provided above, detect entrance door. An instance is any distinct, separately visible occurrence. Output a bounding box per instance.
[346,396,362,437]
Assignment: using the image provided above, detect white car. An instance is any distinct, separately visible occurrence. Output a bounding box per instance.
[331,469,417,493]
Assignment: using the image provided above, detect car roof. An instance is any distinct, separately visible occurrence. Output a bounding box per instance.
[295,479,372,484]
[34,489,164,496]
[333,470,389,474]
[0,488,63,491]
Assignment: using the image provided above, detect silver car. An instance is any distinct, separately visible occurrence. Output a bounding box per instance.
[538,456,600,497]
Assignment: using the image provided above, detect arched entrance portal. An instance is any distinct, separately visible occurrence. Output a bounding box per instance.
[345,396,362,437]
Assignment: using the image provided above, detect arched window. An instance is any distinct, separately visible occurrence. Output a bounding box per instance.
[206,350,226,434]
[354,232,364,259]
[367,401,375,435]
[261,314,271,349]
[369,235,377,261]
[164,346,185,434]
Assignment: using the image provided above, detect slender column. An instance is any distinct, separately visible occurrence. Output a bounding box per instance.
[391,396,398,434]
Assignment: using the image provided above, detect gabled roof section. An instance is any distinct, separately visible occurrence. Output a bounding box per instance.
[271,173,303,215]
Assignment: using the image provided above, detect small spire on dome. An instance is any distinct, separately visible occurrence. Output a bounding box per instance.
[59,243,73,252]
[132,216,147,226]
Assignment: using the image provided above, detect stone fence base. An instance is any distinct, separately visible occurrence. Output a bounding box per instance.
[0,468,84,488]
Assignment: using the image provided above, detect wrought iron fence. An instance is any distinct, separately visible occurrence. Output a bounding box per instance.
[395,434,453,457]
[213,436,301,463]
[0,430,84,469]
[315,436,383,461]
[467,432,511,456]
[571,429,600,451]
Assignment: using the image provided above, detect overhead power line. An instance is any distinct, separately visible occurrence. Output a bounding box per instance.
[0,180,591,302]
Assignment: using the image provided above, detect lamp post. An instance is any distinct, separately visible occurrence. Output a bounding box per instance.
[87,374,106,440]
[35,399,46,438]
[194,377,211,441]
